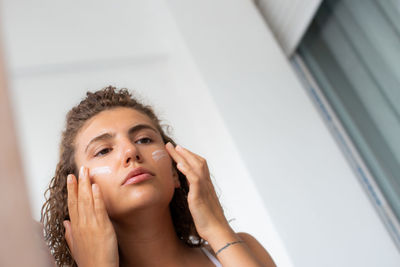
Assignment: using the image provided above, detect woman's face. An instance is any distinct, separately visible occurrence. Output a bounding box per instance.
[73,107,179,220]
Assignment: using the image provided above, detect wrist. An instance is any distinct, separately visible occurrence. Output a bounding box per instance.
[201,220,232,240]
[215,240,245,256]
[204,226,240,252]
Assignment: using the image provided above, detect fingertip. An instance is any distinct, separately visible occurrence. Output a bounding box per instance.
[79,166,84,178]
[63,220,70,230]
[92,183,99,194]
[177,162,186,172]
[67,174,73,184]
[79,166,90,183]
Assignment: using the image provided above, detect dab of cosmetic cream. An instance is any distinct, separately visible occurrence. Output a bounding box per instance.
[89,166,112,176]
[152,149,168,161]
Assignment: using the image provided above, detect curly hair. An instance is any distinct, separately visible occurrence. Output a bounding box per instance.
[40,86,204,266]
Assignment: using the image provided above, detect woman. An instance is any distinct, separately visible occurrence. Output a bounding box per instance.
[41,86,276,267]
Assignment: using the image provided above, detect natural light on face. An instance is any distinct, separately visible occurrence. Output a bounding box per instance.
[89,166,112,176]
[151,149,168,162]
[73,107,178,219]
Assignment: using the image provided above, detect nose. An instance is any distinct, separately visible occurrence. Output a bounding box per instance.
[121,140,143,167]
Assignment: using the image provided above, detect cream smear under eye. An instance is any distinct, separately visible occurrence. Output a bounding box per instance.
[89,166,112,176]
[152,149,168,161]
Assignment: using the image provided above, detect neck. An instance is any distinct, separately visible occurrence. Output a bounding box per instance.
[113,207,189,267]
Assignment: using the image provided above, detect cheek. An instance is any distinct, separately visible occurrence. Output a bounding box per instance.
[89,166,112,176]
[87,167,115,204]
[151,149,174,175]
[92,178,115,213]
[150,149,179,185]
[88,165,113,186]
[151,149,169,162]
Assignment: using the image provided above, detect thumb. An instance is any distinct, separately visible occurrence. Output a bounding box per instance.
[63,220,74,254]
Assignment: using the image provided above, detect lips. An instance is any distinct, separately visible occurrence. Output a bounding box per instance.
[121,167,154,186]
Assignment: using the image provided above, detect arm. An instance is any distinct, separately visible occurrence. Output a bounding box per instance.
[165,143,276,267]
[206,229,276,267]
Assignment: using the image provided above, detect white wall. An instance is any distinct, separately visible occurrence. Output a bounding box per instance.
[167,0,400,267]
[0,0,288,266]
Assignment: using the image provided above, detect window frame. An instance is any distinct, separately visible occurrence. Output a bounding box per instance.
[291,54,400,251]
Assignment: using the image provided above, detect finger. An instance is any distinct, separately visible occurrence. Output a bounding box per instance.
[92,183,109,223]
[175,145,207,169]
[63,220,74,253]
[67,174,78,222]
[166,143,201,186]
[165,142,188,166]
[165,143,192,173]
[175,145,211,182]
[77,166,95,222]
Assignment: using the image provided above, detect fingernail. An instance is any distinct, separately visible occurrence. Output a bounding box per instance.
[176,145,183,151]
[79,166,85,179]
[67,175,72,184]
[177,162,185,171]
[92,183,98,193]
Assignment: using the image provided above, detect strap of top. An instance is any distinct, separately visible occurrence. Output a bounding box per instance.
[201,247,222,267]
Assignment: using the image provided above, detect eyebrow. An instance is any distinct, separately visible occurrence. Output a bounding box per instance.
[84,124,158,153]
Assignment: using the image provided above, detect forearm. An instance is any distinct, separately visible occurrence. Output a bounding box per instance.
[167,144,275,266]
[206,228,265,267]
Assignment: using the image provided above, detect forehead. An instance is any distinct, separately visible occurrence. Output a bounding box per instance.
[75,107,156,149]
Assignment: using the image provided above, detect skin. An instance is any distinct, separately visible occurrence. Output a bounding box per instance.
[63,107,276,267]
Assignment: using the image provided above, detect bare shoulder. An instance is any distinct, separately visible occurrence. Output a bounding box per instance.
[237,232,276,267]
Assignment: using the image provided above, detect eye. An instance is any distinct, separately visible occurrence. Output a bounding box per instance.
[136,137,152,145]
[94,148,112,157]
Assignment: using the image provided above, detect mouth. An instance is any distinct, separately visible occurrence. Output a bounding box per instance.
[121,167,155,186]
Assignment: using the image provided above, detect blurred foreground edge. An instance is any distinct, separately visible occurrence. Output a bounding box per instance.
[0,34,55,266]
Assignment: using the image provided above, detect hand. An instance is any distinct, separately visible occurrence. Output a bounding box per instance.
[64,166,119,267]
[165,143,232,241]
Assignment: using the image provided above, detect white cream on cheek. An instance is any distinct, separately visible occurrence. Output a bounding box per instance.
[87,150,166,177]
[152,149,168,162]
[89,166,112,177]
